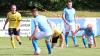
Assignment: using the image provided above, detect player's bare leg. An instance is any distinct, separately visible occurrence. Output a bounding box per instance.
[59,34,64,48]
[10,35,16,48]
[16,35,22,45]
[52,43,57,48]
[88,44,93,48]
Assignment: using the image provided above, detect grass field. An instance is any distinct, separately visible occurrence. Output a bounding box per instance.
[0,10,100,17]
[19,10,100,17]
[0,37,100,56]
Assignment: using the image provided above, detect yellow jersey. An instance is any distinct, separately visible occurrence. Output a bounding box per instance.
[7,11,21,28]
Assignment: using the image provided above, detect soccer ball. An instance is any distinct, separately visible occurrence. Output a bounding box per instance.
[34,47,41,55]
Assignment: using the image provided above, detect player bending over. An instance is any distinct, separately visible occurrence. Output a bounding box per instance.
[75,24,96,48]
[29,7,53,55]
[50,22,64,48]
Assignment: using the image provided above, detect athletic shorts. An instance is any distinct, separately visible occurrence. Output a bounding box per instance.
[34,31,53,40]
[64,22,76,32]
[8,28,20,35]
[52,35,59,43]
[88,36,94,44]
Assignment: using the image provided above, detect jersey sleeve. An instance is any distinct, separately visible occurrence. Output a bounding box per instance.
[33,19,38,27]
[63,8,66,15]
[18,13,22,20]
[79,28,86,31]
[7,12,9,19]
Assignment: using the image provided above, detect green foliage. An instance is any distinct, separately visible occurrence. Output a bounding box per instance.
[0,0,100,11]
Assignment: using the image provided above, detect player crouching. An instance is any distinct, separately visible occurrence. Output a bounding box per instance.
[75,24,96,48]
[52,28,64,48]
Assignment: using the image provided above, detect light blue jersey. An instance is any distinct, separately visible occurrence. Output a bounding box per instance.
[79,28,95,37]
[33,15,52,33]
[63,7,75,23]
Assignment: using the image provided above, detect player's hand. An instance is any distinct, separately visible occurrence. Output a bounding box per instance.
[29,36,32,40]
[29,35,35,40]
[16,27,20,31]
[3,26,5,30]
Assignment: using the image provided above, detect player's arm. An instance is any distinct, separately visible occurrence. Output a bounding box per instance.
[74,9,77,24]
[29,25,38,40]
[29,20,38,40]
[47,19,53,30]
[59,33,64,48]
[62,12,68,25]
[74,28,85,36]
[3,18,8,30]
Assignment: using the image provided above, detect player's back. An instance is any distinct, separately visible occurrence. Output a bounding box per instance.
[34,15,52,33]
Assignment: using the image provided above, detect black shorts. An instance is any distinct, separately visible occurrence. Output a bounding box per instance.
[8,28,20,35]
[52,35,59,43]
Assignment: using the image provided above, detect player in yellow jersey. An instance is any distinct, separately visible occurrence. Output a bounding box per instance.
[49,22,64,48]
[52,28,64,48]
[3,5,22,48]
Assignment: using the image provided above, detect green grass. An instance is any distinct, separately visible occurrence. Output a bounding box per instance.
[19,10,100,17]
[0,10,100,17]
[0,37,100,56]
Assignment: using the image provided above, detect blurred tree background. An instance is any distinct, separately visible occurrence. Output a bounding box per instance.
[0,0,100,11]
[0,0,100,17]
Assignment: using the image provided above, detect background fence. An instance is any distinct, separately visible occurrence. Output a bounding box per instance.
[0,17,100,37]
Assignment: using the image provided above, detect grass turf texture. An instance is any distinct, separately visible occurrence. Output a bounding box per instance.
[19,10,100,17]
[0,36,100,56]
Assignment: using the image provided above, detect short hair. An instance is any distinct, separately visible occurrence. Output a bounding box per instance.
[87,24,93,27]
[11,4,16,7]
[67,0,72,3]
[31,6,38,11]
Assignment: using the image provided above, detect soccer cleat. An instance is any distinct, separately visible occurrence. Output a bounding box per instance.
[34,51,40,55]
[74,44,79,47]
[66,45,69,47]
[48,52,51,54]
[18,41,22,45]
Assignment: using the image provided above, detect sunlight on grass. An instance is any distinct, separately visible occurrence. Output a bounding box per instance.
[0,37,100,56]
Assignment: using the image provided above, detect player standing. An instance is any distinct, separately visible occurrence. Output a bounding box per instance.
[3,5,22,48]
[62,0,78,47]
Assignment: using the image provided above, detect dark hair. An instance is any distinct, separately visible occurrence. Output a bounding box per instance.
[67,0,72,3]
[31,6,38,11]
[66,0,72,7]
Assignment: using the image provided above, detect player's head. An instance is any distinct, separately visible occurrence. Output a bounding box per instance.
[87,24,93,28]
[87,24,93,31]
[11,5,17,13]
[31,6,38,17]
[66,0,73,8]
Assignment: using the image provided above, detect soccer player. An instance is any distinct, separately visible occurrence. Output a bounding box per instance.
[52,29,64,48]
[3,5,22,48]
[29,7,53,55]
[50,22,64,48]
[76,24,96,48]
[62,0,78,47]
